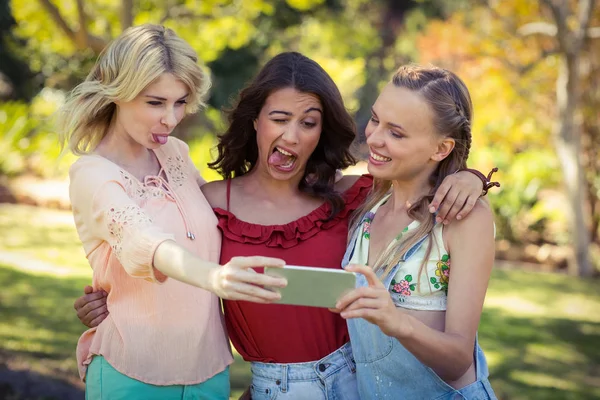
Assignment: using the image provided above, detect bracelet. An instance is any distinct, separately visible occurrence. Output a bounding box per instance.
[461,167,501,197]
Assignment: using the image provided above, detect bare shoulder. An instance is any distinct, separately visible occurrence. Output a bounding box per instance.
[334,174,361,193]
[445,199,494,244]
[200,179,227,209]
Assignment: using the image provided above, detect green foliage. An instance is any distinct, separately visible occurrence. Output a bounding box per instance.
[4,0,599,256]
[0,102,34,176]
[0,89,73,178]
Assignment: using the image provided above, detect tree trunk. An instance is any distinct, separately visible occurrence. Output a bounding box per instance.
[121,0,134,31]
[354,0,408,145]
[553,54,592,276]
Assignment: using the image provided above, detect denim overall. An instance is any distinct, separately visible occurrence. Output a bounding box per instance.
[342,225,497,400]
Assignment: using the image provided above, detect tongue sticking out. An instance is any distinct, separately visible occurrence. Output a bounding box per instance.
[268,149,294,167]
[153,134,168,145]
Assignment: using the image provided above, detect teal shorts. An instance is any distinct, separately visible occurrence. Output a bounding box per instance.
[85,356,230,400]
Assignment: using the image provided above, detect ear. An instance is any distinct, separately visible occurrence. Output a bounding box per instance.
[253,119,257,131]
[431,137,455,162]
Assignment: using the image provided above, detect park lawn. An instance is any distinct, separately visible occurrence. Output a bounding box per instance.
[0,203,599,399]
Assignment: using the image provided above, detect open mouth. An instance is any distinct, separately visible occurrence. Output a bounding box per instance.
[152,134,169,145]
[268,146,297,170]
[370,151,391,162]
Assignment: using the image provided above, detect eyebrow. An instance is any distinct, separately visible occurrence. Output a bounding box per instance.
[144,94,189,101]
[372,107,405,131]
[268,107,323,116]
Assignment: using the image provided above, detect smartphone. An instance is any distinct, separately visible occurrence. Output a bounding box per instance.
[264,265,357,308]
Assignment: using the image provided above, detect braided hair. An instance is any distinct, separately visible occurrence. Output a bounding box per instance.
[350,64,475,278]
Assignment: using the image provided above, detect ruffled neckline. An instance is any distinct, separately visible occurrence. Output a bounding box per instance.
[214,175,373,249]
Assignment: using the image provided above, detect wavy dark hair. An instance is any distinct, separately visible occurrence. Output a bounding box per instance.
[208,51,357,218]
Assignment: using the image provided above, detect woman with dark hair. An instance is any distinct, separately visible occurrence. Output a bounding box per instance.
[74,52,489,399]
[208,51,357,218]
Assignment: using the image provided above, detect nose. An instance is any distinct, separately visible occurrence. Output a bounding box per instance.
[161,108,178,129]
[365,125,384,148]
[281,122,300,144]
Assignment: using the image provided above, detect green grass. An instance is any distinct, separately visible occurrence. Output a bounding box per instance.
[0,204,599,399]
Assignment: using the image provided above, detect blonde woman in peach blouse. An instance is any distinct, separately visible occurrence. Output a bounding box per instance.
[59,24,287,399]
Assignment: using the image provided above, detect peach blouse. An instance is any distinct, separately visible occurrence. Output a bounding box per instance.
[70,137,232,385]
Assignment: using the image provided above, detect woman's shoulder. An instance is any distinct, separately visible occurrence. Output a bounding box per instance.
[444,199,494,245]
[200,179,228,209]
[69,154,123,184]
[335,174,372,192]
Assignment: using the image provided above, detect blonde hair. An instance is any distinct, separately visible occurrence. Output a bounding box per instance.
[350,65,473,280]
[58,24,211,155]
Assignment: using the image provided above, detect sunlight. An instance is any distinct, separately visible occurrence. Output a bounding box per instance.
[511,370,579,391]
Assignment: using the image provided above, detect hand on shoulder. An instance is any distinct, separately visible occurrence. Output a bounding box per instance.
[444,199,495,255]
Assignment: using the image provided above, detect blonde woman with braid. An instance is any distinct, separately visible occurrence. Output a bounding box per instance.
[60,24,287,399]
[334,65,497,399]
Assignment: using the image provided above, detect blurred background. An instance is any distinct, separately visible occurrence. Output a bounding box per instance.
[0,0,599,399]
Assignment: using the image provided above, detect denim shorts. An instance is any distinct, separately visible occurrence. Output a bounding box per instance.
[85,355,230,400]
[249,342,359,400]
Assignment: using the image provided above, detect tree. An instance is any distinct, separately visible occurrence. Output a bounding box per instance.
[0,0,38,100]
[416,1,600,275]
[512,0,599,276]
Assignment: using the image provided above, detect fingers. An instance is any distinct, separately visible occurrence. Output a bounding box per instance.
[78,296,107,316]
[218,279,282,302]
[335,286,379,310]
[339,308,378,320]
[213,267,285,302]
[88,311,109,328]
[74,290,106,311]
[444,192,468,222]
[435,187,459,224]
[340,297,383,315]
[456,196,478,220]
[83,285,93,295]
[228,256,285,269]
[81,304,108,327]
[225,267,287,288]
[216,256,289,302]
[429,179,452,214]
[344,264,384,288]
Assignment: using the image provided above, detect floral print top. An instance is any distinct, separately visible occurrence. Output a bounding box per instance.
[349,194,450,311]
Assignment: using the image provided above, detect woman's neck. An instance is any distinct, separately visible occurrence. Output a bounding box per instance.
[95,126,158,178]
[241,165,306,200]
[387,175,432,214]
[96,126,153,170]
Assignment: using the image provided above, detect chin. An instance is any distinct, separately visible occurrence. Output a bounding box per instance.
[267,166,305,182]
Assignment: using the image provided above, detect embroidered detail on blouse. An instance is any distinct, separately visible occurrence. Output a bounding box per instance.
[431,254,451,294]
[349,193,450,311]
[362,212,375,239]
[120,171,166,201]
[390,275,415,296]
[164,155,187,188]
[389,292,448,310]
[106,204,153,256]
